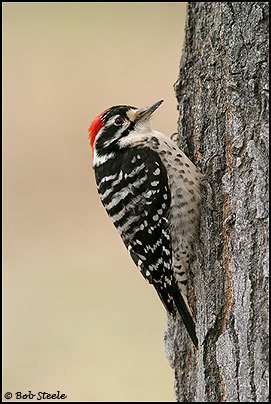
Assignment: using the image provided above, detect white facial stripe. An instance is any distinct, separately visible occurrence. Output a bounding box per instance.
[94,116,130,149]
[105,116,120,126]
[103,127,124,147]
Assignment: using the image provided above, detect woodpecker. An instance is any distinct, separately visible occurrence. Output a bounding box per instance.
[88,100,202,348]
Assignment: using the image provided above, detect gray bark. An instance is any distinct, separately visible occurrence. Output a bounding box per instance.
[164,2,269,402]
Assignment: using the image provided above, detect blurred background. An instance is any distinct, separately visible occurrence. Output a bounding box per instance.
[3,3,187,402]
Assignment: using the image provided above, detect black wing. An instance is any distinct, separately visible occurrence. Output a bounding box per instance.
[96,147,174,310]
[95,147,198,347]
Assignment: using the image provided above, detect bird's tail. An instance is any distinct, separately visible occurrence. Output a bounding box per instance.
[172,285,198,348]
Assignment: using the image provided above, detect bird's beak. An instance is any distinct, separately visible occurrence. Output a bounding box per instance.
[135,99,164,122]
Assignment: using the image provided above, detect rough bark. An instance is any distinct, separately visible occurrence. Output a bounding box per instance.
[164,3,269,402]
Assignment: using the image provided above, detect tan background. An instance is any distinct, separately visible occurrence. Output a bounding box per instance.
[3,2,187,402]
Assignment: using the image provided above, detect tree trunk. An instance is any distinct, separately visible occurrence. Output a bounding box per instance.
[164,2,269,402]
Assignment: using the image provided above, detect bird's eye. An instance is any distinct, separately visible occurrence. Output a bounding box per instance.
[114,116,124,126]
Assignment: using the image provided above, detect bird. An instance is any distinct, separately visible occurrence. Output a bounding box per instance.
[88,99,202,347]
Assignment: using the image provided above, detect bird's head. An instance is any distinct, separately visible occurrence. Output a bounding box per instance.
[88,99,164,156]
